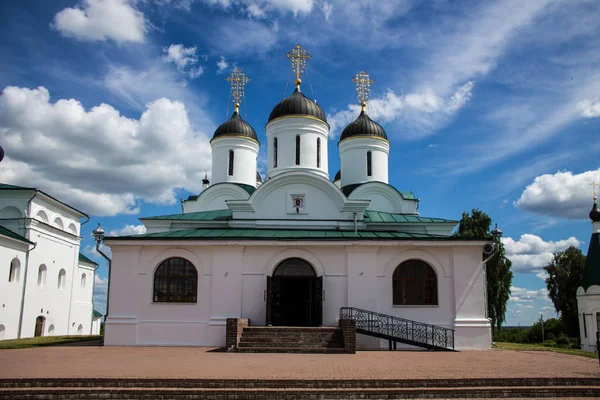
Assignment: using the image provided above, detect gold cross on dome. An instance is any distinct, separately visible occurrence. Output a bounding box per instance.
[352,70,374,112]
[591,181,599,201]
[286,44,311,89]
[226,68,249,113]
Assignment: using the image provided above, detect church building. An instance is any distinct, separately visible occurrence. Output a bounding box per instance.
[104,45,493,350]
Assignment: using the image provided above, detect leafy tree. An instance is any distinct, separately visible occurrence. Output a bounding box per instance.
[543,246,585,337]
[455,209,513,331]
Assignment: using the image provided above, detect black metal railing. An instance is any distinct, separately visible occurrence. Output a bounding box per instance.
[340,307,455,351]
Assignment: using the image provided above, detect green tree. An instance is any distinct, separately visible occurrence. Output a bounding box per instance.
[455,209,513,331]
[543,246,585,338]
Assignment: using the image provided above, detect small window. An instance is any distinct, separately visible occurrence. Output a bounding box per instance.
[153,257,198,303]
[228,150,234,176]
[583,312,587,338]
[81,273,86,288]
[317,138,321,168]
[273,137,278,168]
[9,258,20,283]
[392,260,438,305]
[367,151,372,177]
[47,324,54,336]
[295,135,300,165]
[77,324,83,334]
[58,269,66,290]
[37,264,47,287]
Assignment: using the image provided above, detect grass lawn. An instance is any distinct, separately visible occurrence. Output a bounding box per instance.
[0,335,103,349]
[495,341,597,359]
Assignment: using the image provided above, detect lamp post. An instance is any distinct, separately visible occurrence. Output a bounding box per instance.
[92,223,112,320]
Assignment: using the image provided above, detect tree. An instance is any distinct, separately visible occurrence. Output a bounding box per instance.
[455,209,513,331]
[544,246,585,338]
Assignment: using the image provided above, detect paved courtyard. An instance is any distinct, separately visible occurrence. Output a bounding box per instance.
[0,347,598,380]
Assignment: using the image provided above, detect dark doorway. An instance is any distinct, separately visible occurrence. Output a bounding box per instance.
[34,316,45,337]
[266,258,322,327]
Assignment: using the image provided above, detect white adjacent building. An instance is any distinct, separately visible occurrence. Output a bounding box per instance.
[103,58,494,350]
[577,198,600,351]
[0,183,98,340]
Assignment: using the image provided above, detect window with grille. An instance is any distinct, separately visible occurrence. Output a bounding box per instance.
[317,138,321,168]
[228,150,234,176]
[273,137,278,168]
[295,135,300,165]
[153,257,198,303]
[392,260,438,305]
[367,151,372,177]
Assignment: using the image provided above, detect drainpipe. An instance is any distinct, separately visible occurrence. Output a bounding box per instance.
[353,213,358,234]
[17,190,38,338]
[93,224,112,322]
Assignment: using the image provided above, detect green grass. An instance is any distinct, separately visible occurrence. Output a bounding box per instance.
[0,335,103,349]
[495,341,597,359]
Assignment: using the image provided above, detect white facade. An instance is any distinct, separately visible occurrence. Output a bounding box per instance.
[339,137,389,187]
[210,137,259,187]
[0,186,97,340]
[576,219,600,352]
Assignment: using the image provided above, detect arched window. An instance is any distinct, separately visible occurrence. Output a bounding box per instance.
[367,151,372,177]
[153,257,198,303]
[295,135,300,165]
[317,138,321,168]
[9,258,20,283]
[228,150,234,176]
[81,273,86,288]
[273,137,278,168]
[77,324,83,334]
[58,269,66,290]
[47,324,54,336]
[37,264,47,287]
[392,260,438,305]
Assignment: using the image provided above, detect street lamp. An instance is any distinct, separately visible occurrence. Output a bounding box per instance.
[93,223,112,321]
[491,224,503,243]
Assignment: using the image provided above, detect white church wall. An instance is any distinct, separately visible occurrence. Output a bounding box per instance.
[348,182,418,214]
[210,137,258,187]
[266,118,329,180]
[577,288,600,352]
[69,263,95,335]
[183,183,250,213]
[339,137,389,187]
[0,237,28,340]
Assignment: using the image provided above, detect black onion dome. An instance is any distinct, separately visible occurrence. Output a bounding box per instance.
[333,170,341,181]
[256,171,263,183]
[212,111,258,141]
[590,200,600,222]
[339,111,387,142]
[268,88,327,123]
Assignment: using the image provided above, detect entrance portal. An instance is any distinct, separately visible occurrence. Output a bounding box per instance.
[34,316,45,337]
[266,258,322,327]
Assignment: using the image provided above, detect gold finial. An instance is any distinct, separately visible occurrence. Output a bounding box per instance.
[286,44,311,90]
[592,181,599,202]
[226,68,249,113]
[352,70,373,112]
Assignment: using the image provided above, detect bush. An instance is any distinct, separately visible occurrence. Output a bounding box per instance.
[556,335,570,348]
[543,340,556,347]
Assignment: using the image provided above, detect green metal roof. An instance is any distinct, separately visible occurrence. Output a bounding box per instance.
[79,252,98,265]
[107,228,481,241]
[144,209,233,221]
[363,210,457,224]
[0,183,36,190]
[341,182,416,200]
[581,233,600,291]
[0,224,33,244]
[93,309,103,318]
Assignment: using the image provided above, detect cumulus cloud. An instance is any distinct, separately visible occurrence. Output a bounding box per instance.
[108,224,147,236]
[515,169,600,219]
[216,56,230,74]
[509,286,549,303]
[207,0,314,16]
[52,0,146,43]
[0,86,212,216]
[502,234,580,274]
[162,44,204,79]
[93,275,108,315]
[327,81,474,139]
[577,98,600,118]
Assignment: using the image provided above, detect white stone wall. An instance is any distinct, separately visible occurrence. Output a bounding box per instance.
[266,118,329,180]
[577,286,600,352]
[210,137,259,187]
[0,237,28,340]
[339,137,389,187]
[104,241,490,350]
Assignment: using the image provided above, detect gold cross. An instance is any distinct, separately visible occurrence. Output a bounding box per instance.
[591,181,599,201]
[352,70,374,112]
[226,68,249,113]
[286,44,311,89]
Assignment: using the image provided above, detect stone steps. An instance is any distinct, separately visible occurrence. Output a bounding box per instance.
[236,326,345,353]
[1,385,599,399]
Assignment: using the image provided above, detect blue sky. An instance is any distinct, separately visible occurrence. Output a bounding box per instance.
[1,0,599,326]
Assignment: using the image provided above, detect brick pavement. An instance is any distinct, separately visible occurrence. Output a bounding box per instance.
[0,347,597,380]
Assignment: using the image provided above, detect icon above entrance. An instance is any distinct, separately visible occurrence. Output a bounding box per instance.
[266,258,323,327]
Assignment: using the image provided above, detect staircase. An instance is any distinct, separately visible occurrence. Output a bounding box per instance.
[340,307,455,351]
[236,326,348,353]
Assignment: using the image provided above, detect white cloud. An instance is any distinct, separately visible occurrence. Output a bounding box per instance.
[84,242,112,260]
[502,234,580,274]
[216,55,230,74]
[53,0,146,44]
[509,286,550,303]
[93,275,108,315]
[205,0,314,16]
[0,86,212,216]
[162,44,204,79]
[108,224,147,236]
[515,169,600,219]
[577,98,600,118]
[327,81,474,139]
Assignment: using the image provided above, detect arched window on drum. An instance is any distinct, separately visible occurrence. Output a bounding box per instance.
[392,260,438,305]
[153,257,198,303]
